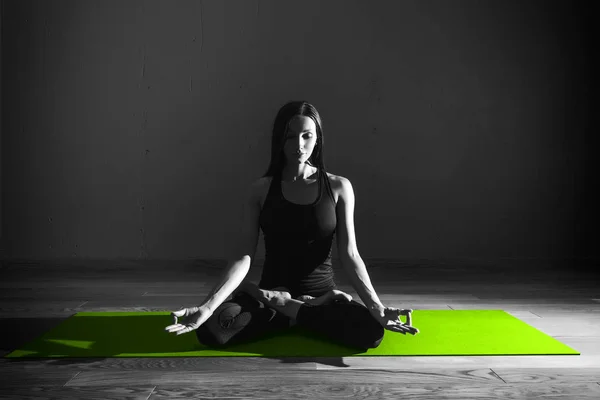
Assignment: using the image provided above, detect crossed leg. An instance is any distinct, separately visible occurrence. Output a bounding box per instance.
[235,282,383,350]
[234,282,353,327]
[197,282,382,350]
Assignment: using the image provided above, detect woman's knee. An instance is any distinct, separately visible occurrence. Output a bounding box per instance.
[195,299,284,348]
[365,323,385,348]
[195,301,248,347]
[352,307,385,349]
[298,300,384,349]
[195,313,224,347]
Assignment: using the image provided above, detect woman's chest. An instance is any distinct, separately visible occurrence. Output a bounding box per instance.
[259,173,339,210]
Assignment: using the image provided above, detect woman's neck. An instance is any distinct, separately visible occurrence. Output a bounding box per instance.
[281,163,317,183]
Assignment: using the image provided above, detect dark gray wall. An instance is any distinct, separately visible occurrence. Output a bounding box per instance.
[0,0,3,256]
[0,0,595,263]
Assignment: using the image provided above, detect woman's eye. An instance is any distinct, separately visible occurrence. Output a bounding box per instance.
[287,135,312,140]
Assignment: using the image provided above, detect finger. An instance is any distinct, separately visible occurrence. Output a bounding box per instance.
[387,325,405,334]
[394,322,418,335]
[406,312,411,326]
[387,322,406,334]
[176,326,192,335]
[394,310,410,324]
[171,310,185,325]
[166,324,187,333]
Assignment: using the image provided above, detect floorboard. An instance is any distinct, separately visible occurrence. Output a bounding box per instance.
[0,258,598,399]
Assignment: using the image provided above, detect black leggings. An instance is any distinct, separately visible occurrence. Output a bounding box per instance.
[196,292,385,351]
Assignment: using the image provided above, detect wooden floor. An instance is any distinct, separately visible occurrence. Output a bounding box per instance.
[0,258,599,399]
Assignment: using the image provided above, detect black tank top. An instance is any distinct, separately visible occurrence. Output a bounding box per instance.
[258,167,338,298]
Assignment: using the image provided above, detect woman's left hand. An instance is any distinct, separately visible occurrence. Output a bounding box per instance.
[372,307,419,335]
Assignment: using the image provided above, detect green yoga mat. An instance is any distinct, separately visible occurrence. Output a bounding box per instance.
[4,310,579,358]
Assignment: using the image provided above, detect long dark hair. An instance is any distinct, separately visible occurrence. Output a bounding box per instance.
[262,101,327,178]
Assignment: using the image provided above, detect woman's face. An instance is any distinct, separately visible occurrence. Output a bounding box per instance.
[283,116,317,165]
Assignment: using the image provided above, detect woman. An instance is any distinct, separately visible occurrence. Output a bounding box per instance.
[165,101,419,351]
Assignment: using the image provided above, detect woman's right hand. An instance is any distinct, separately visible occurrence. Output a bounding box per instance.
[165,305,213,336]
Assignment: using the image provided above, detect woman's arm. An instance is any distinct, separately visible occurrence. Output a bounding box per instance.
[198,255,251,312]
[341,255,385,315]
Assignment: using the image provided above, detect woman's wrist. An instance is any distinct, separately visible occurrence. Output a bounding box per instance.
[368,302,385,316]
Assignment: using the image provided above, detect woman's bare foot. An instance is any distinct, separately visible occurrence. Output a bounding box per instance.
[233,284,352,327]
[233,284,299,327]
[296,289,353,306]
[235,283,293,306]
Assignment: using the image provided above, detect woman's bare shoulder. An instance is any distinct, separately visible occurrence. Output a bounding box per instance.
[326,172,338,180]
